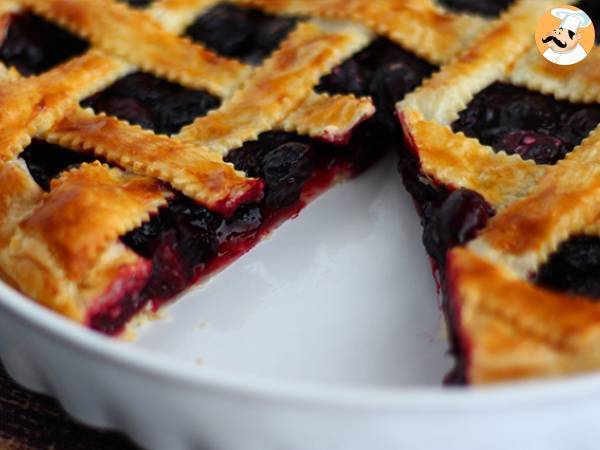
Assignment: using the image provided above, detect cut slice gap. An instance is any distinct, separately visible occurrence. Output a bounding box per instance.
[81,72,221,136]
[436,0,516,18]
[452,82,600,165]
[184,2,299,65]
[534,235,600,299]
[91,128,382,335]
[397,127,495,385]
[0,12,90,76]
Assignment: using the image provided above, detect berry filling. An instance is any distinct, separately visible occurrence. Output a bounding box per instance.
[82,72,221,135]
[185,3,299,65]
[226,134,315,208]
[84,28,436,334]
[0,13,89,76]
[535,236,600,299]
[20,140,97,191]
[452,83,600,165]
[120,0,154,7]
[20,131,368,335]
[437,0,515,17]
[399,115,496,384]
[6,5,438,336]
[316,38,436,139]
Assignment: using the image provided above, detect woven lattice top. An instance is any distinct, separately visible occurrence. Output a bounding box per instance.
[0,0,500,323]
[398,0,600,383]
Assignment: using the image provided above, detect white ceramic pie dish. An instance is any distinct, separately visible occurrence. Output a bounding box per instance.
[1,154,600,450]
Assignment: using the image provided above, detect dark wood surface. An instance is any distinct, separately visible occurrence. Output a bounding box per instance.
[0,364,141,450]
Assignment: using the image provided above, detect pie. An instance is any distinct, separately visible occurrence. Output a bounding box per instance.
[0,0,453,334]
[398,0,600,384]
[1,0,599,385]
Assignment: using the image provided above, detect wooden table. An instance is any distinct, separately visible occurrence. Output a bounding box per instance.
[0,365,140,449]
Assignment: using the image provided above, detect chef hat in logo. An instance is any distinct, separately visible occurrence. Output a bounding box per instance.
[551,7,593,33]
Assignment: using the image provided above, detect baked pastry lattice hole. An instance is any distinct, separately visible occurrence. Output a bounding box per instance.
[120,0,155,7]
[437,0,517,17]
[535,235,600,299]
[452,82,600,165]
[0,12,89,76]
[82,72,221,136]
[185,3,299,65]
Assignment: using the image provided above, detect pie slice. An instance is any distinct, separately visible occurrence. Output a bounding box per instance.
[398,0,600,383]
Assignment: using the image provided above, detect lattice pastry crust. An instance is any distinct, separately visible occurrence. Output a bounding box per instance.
[399,0,600,383]
[0,0,497,328]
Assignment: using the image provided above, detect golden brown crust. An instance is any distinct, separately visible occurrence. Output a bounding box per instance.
[449,248,600,384]
[509,47,600,104]
[0,161,43,248]
[395,0,600,384]
[235,0,488,64]
[0,162,169,322]
[176,21,371,153]
[400,109,545,209]
[0,238,146,321]
[148,0,220,32]
[0,50,129,162]
[20,0,250,97]
[19,162,170,281]
[0,0,378,325]
[279,92,375,141]
[147,0,377,141]
[46,107,263,215]
[469,126,600,277]
[399,0,563,125]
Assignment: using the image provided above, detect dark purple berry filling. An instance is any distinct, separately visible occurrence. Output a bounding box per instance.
[317,38,436,136]
[185,3,298,65]
[452,82,600,165]
[535,236,600,299]
[82,72,220,135]
[119,0,154,7]
[397,138,494,385]
[437,0,515,17]
[0,13,89,76]
[225,132,315,208]
[122,195,222,300]
[422,189,493,267]
[20,140,97,191]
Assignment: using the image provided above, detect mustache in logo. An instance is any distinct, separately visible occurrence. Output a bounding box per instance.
[542,35,567,48]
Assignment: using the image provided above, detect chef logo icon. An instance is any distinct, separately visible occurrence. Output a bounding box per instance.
[535,5,595,66]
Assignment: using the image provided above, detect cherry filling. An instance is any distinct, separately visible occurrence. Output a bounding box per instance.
[437,0,515,17]
[0,13,89,76]
[82,72,221,135]
[535,236,600,299]
[452,83,600,165]
[185,3,299,65]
